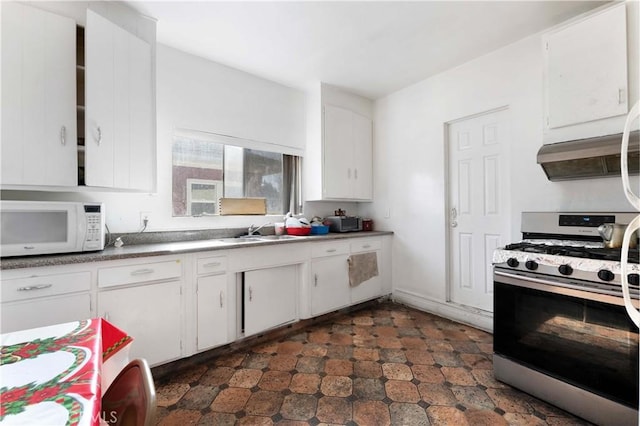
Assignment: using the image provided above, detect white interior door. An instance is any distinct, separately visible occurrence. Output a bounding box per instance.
[448,108,510,312]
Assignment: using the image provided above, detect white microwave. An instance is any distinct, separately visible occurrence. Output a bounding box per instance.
[1,201,105,257]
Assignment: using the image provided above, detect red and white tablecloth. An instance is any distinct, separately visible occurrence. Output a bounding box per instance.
[0,318,132,425]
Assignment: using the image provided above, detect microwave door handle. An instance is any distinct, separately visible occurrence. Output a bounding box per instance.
[620,215,640,327]
[621,101,640,211]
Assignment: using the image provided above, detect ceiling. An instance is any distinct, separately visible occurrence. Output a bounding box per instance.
[126,1,607,100]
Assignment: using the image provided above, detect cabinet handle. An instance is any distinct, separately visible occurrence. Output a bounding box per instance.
[248,286,253,302]
[314,274,318,287]
[130,268,154,276]
[60,126,66,145]
[17,284,52,291]
[96,126,102,145]
[219,290,224,308]
[363,244,371,249]
[619,88,626,104]
[354,168,358,180]
[203,262,222,268]
[326,248,337,253]
[347,168,351,179]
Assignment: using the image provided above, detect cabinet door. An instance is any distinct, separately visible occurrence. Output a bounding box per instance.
[350,251,382,304]
[311,255,350,316]
[1,293,91,334]
[85,9,115,187]
[323,105,354,199]
[85,9,154,190]
[128,34,154,190]
[352,112,373,200]
[545,4,627,128]
[244,265,297,337]
[98,282,182,366]
[197,274,228,350]
[1,2,77,186]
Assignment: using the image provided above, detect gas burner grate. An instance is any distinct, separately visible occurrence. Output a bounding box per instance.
[504,242,639,263]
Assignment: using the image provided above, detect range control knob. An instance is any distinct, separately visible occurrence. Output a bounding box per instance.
[598,269,615,282]
[558,264,573,276]
[507,258,519,268]
[628,273,640,286]
[525,260,538,271]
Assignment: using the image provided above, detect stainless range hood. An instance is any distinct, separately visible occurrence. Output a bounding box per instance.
[537,131,639,181]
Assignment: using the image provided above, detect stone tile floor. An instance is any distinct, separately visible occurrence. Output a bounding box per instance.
[154,301,591,425]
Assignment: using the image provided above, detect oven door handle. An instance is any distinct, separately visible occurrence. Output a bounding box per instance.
[620,215,640,327]
[494,270,639,308]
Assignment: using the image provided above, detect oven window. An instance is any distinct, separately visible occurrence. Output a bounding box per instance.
[494,281,639,408]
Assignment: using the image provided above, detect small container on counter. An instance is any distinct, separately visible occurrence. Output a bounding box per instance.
[362,219,373,231]
[310,225,330,235]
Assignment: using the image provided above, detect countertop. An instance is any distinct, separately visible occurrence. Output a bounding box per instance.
[0,231,392,270]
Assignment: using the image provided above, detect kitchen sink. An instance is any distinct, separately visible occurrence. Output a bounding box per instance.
[214,235,306,245]
[256,235,300,240]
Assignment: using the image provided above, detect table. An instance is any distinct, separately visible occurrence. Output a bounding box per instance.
[0,319,132,425]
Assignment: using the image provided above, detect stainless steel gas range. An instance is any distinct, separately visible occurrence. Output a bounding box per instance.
[493,212,639,426]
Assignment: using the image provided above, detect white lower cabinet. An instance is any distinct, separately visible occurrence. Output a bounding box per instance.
[0,268,91,333]
[310,241,351,316]
[98,282,181,366]
[244,265,297,337]
[349,238,383,304]
[97,257,183,366]
[195,254,229,351]
[197,275,228,350]
[0,234,391,367]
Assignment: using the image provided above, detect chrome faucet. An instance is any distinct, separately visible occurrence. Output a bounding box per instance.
[248,223,271,236]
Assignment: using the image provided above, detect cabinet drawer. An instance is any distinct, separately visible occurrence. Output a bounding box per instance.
[311,241,350,258]
[98,260,182,288]
[350,238,381,253]
[197,256,227,275]
[1,272,90,303]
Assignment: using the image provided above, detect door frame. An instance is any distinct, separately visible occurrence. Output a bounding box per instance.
[443,105,511,307]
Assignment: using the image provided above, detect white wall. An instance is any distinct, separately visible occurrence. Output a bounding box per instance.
[361,3,639,312]
[3,44,308,233]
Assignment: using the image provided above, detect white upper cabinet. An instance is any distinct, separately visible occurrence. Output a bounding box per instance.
[352,111,373,200]
[323,105,373,200]
[304,83,374,202]
[1,2,77,186]
[85,9,154,191]
[544,4,628,131]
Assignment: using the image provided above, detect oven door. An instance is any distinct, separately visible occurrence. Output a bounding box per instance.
[494,269,639,409]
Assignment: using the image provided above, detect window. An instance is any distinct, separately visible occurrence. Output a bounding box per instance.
[172,132,302,217]
[186,179,222,216]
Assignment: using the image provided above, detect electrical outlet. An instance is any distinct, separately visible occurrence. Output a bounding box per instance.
[140,211,151,228]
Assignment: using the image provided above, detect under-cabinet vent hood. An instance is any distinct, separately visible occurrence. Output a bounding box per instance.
[537,131,639,181]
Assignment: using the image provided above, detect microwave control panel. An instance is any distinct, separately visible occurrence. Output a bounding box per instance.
[83,204,105,250]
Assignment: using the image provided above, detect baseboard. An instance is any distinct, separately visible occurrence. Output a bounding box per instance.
[392,288,493,333]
